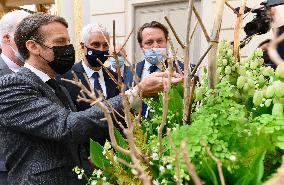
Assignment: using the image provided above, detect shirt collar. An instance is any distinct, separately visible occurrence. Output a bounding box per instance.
[24,63,51,83]
[82,59,103,78]
[1,53,21,72]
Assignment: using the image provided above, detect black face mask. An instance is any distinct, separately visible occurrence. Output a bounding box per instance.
[39,43,75,75]
[85,46,109,68]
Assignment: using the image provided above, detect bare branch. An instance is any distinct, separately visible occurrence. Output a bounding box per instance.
[167,129,181,185]
[164,16,185,49]
[181,140,203,185]
[183,0,194,125]
[233,0,247,60]
[193,5,211,42]
[208,0,226,89]
[202,142,226,185]
[191,44,213,77]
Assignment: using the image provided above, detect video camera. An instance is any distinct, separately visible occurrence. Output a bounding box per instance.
[244,0,284,37]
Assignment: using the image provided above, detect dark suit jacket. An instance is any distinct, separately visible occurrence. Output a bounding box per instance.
[60,61,120,111]
[0,56,12,184]
[0,67,123,185]
[124,59,185,116]
[124,59,185,87]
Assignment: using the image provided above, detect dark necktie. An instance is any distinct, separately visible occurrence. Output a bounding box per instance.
[46,79,71,109]
[149,65,158,74]
[92,72,103,96]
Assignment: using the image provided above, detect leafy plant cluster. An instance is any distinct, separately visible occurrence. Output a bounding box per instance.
[84,41,284,185]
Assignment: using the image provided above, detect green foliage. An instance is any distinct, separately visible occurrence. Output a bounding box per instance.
[86,41,284,185]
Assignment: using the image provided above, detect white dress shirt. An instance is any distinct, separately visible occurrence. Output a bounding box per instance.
[24,63,51,83]
[82,60,107,97]
[141,59,161,80]
[1,53,21,72]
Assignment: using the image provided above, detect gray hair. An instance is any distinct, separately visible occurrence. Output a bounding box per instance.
[0,10,30,46]
[80,23,109,43]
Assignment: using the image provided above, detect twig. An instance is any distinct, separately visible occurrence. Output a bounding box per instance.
[119,27,134,54]
[96,58,119,86]
[188,76,198,121]
[193,5,211,42]
[188,21,198,45]
[168,36,184,78]
[208,0,226,89]
[233,0,247,60]
[225,2,240,15]
[167,129,181,185]
[202,141,226,185]
[164,16,185,49]
[191,44,213,77]
[112,20,123,90]
[181,140,203,185]
[158,58,173,156]
[183,0,194,125]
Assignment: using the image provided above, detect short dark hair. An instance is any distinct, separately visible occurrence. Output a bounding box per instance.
[137,21,169,45]
[14,12,68,59]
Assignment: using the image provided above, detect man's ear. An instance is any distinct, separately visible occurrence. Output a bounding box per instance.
[2,34,11,44]
[26,40,40,56]
[80,42,84,50]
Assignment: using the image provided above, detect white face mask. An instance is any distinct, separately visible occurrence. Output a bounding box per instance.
[143,48,167,65]
[9,45,25,63]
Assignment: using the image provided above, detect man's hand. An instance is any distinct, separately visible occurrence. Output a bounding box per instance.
[138,71,182,97]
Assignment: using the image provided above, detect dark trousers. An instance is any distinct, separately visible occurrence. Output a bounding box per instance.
[0,171,7,185]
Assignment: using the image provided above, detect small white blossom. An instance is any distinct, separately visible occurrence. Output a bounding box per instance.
[166,164,173,170]
[159,165,165,173]
[77,174,83,180]
[229,155,237,161]
[260,104,264,107]
[91,180,97,185]
[81,169,84,173]
[152,153,159,160]
[153,179,159,185]
[104,140,112,150]
[149,161,153,165]
[172,127,177,131]
[113,156,117,161]
[96,169,102,177]
[102,149,106,156]
[102,176,107,181]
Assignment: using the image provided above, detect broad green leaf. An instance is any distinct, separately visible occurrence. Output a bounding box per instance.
[90,139,110,170]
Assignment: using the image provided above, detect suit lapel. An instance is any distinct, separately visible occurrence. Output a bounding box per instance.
[72,61,91,90]
[103,69,118,99]
[0,56,13,76]
[136,60,145,79]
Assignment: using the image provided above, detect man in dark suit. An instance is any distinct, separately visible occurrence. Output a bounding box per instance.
[61,23,120,111]
[108,43,132,87]
[0,13,181,185]
[0,10,30,184]
[124,21,186,116]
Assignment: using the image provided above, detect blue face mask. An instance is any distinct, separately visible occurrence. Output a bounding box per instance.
[9,45,24,63]
[143,48,167,65]
[109,56,125,70]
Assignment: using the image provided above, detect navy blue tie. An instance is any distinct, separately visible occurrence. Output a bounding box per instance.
[92,72,102,95]
[149,65,158,74]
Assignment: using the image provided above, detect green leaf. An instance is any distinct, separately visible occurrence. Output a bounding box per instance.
[90,139,110,170]
[114,128,131,163]
[250,151,266,185]
[199,157,219,185]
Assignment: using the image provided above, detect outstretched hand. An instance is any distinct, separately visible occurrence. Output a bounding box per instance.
[138,71,182,97]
